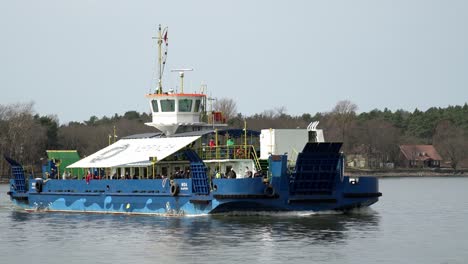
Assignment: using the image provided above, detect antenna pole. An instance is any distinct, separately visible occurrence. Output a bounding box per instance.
[113,126,117,143]
[153,25,167,94]
[157,25,163,94]
[171,68,193,94]
[180,72,184,93]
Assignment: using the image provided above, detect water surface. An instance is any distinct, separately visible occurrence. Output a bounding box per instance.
[1,177,467,264]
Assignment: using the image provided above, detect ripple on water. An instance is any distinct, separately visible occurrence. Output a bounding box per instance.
[1,179,468,264]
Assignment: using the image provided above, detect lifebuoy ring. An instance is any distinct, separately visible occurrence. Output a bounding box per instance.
[264,185,275,197]
[35,181,43,193]
[170,183,180,196]
[236,148,244,158]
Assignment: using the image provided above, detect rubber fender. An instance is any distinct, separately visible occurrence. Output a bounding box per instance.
[35,181,43,193]
[170,183,180,196]
[264,185,275,197]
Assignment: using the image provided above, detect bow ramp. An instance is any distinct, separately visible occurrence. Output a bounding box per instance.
[4,156,27,194]
[289,142,344,196]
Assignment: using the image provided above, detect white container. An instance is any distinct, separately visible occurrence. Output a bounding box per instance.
[259,125,325,163]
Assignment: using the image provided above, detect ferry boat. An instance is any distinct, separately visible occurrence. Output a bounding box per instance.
[5,25,381,215]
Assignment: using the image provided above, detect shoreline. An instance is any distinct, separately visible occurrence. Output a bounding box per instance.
[346,169,467,178]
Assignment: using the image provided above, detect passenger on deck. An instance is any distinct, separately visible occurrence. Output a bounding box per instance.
[226,137,234,158]
[226,137,234,147]
[215,170,221,179]
[209,138,215,149]
[86,170,92,184]
[62,170,70,180]
[50,168,57,179]
[227,168,237,179]
[245,167,253,178]
[254,170,262,177]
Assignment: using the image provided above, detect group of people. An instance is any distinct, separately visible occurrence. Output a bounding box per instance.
[169,169,192,180]
[209,136,235,148]
[81,169,195,183]
[214,167,259,179]
[208,136,248,159]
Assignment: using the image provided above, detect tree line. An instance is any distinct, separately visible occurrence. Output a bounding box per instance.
[1,100,467,176]
[222,99,468,169]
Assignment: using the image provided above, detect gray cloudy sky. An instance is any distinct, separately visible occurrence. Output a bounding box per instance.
[1,0,467,123]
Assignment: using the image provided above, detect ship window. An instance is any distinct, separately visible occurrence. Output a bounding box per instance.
[161,99,175,112]
[151,100,159,112]
[179,99,193,112]
[194,99,201,112]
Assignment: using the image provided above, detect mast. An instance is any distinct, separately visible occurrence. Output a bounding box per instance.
[153,24,168,94]
[158,25,163,94]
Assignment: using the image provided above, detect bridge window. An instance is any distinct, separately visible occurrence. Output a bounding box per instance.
[194,99,201,112]
[179,99,193,112]
[161,99,175,112]
[151,100,159,112]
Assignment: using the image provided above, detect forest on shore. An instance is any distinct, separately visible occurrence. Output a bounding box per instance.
[1,100,467,176]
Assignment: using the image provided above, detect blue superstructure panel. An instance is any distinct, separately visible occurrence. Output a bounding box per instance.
[213,177,265,194]
[269,155,288,177]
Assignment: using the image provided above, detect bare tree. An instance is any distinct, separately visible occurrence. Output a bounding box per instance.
[213,98,238,120]
[58,118,154,157]
[358,119,400,168]
[332,100,358,139]
[433,120,467,169]
[327,100,358,151]
[0,102,47,175]
[274,106,288,117]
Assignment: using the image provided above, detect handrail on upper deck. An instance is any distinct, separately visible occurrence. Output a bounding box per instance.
[195,145,262,171]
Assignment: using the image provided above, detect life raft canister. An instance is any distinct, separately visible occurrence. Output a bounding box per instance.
[170,183,180,196]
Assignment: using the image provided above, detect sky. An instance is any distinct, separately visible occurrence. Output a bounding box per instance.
[1,0,467,124]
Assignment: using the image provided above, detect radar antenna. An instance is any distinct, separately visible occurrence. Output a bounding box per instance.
[171,68,193,93]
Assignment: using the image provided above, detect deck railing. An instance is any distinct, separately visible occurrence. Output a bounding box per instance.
[195,144,262,171]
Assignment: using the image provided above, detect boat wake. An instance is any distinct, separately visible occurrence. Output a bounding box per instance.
[211,210,340,217]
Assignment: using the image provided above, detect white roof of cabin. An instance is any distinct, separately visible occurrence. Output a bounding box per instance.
[67,136,200,168]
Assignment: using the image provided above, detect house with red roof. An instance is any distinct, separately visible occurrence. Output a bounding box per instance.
[399,145,443,168]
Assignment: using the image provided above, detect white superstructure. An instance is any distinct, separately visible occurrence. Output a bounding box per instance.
[145,93,207,135]
[259,121,325,163]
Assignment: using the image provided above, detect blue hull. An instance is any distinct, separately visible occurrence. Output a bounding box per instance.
[9,177,380,215]
[7,143,382,215]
